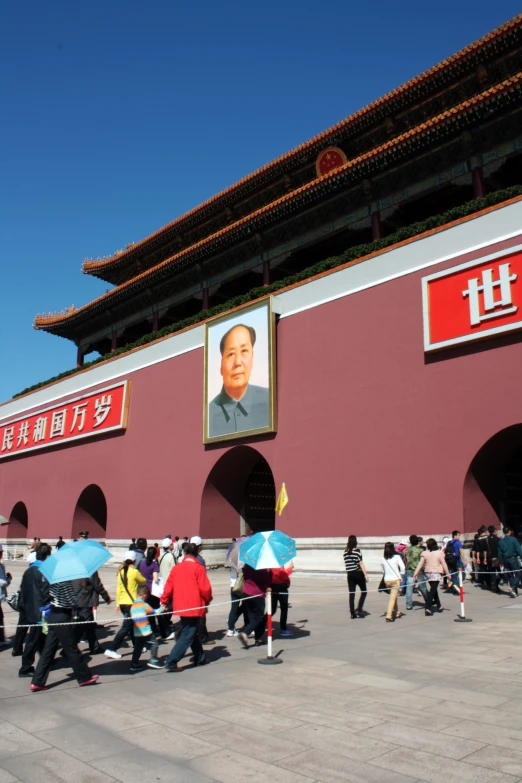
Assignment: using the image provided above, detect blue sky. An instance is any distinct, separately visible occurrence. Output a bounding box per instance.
[1,1,519,402]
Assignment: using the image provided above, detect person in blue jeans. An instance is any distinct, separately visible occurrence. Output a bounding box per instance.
[160,543,213,672]
[404,535,428,610]
[498,527,522,597]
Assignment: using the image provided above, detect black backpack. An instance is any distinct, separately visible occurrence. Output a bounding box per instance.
[445,539,457,564]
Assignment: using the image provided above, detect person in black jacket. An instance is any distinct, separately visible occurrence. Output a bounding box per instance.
[18,543,51,677]
[73,571,112,654]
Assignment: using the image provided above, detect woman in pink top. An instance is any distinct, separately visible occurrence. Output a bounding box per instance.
[413,538,450,616]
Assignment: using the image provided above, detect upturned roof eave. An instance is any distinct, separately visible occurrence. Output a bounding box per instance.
[80,15,522,283]
[34,70,522,334]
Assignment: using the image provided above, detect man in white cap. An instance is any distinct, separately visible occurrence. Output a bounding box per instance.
[159,538,175,582]
[158,539,176,641]
[189,536,214,645]
[190,536,205,567]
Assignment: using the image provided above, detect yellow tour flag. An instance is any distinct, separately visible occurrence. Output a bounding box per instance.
[276,482,289,516]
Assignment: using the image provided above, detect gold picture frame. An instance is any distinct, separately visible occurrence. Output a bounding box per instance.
[203,298,277,444]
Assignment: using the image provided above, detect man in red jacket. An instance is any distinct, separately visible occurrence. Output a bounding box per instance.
[161,543,213,671]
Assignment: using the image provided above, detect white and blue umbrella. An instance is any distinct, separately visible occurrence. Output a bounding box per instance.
[39,539,111,584]
[239,531,296,570]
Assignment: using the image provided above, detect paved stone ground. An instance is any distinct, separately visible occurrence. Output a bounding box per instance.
[2,562,522,782]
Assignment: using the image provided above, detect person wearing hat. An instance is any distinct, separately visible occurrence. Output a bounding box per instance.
[158,539,177,641]
[190,536,206,567]
[189,536,214,645]
[104,551,146,660]
[79,531,89,540]
[0,544,12,647]
[159,538,175,582]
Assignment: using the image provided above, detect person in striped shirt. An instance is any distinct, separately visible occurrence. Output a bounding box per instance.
[343,536,369,619]
[31,580,98,691]
[129,585,162,672]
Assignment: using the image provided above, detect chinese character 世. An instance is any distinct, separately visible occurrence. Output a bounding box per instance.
[1,427,14,452]
[33,417,48,443]
[17,421,29,447]
[93,395,112,428]
[70,402,88,433]
[463,262,518,327]
[50,410,67,439]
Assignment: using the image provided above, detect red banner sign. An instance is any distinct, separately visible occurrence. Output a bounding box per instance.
[422,245,522,352]
[0,381,130,460]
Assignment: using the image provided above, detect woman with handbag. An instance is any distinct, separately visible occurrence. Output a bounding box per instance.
[104,551,146,660]
[413,538,450,616]
[344,536,369,619]
[139,546,169,639]
[380,542,405,622]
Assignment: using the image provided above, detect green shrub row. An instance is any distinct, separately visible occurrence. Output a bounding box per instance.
[16,184,522,398]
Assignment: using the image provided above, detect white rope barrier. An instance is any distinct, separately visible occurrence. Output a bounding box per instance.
[0,564,519,630]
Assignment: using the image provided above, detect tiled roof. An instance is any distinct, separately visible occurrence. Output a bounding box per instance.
[24,190,522,400]
[82,15,521,279]
[35,70,522,330]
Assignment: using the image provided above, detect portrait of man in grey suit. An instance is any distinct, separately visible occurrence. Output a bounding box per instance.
[208,322,270,439]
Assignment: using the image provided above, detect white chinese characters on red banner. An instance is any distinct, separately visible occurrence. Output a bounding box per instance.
[422,246,522,352]
[0,381,130,459]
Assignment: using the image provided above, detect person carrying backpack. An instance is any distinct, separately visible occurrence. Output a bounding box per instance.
[475,526,491,589]
[404,535,428,610]
[444,530,468,593]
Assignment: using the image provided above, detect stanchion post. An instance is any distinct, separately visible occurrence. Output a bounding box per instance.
[454,568,472,623]
[258,587,282,665]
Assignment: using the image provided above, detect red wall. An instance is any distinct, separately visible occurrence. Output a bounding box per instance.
[2,232,522,540]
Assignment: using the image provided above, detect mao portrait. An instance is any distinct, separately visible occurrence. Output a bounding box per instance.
[203,299,277,443]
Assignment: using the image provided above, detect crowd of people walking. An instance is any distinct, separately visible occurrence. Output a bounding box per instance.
[0,529,293,691]
[344,525,522,622]
[1,523,518,691]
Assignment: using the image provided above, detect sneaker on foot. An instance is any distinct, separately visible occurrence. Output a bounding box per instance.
[510,591,517,598]
[79,675,99,687]
[280,629,293,637]
[226,629,239,637]
[165,631,176,641]
[147,659,163,669]
[166,665,183,672]
[248,632,255,638]
[104,649,122,660]
[30,684,48,692]
[129,664,145,673]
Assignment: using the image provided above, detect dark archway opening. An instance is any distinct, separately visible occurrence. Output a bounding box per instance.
[200,447,275,539]
[464,425,522,536]
[7,501,28,538]
[72,485,107,539]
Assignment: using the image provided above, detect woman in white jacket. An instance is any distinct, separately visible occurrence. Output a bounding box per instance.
[380,542,405,622]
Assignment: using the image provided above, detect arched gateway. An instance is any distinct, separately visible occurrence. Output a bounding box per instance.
[72,485,107,539]
[464,425,522,536]
[200,447,276,539]
[7,501,28,538]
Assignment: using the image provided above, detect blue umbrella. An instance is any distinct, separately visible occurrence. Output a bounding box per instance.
[39,540,111,584]
[239,531,296,570]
